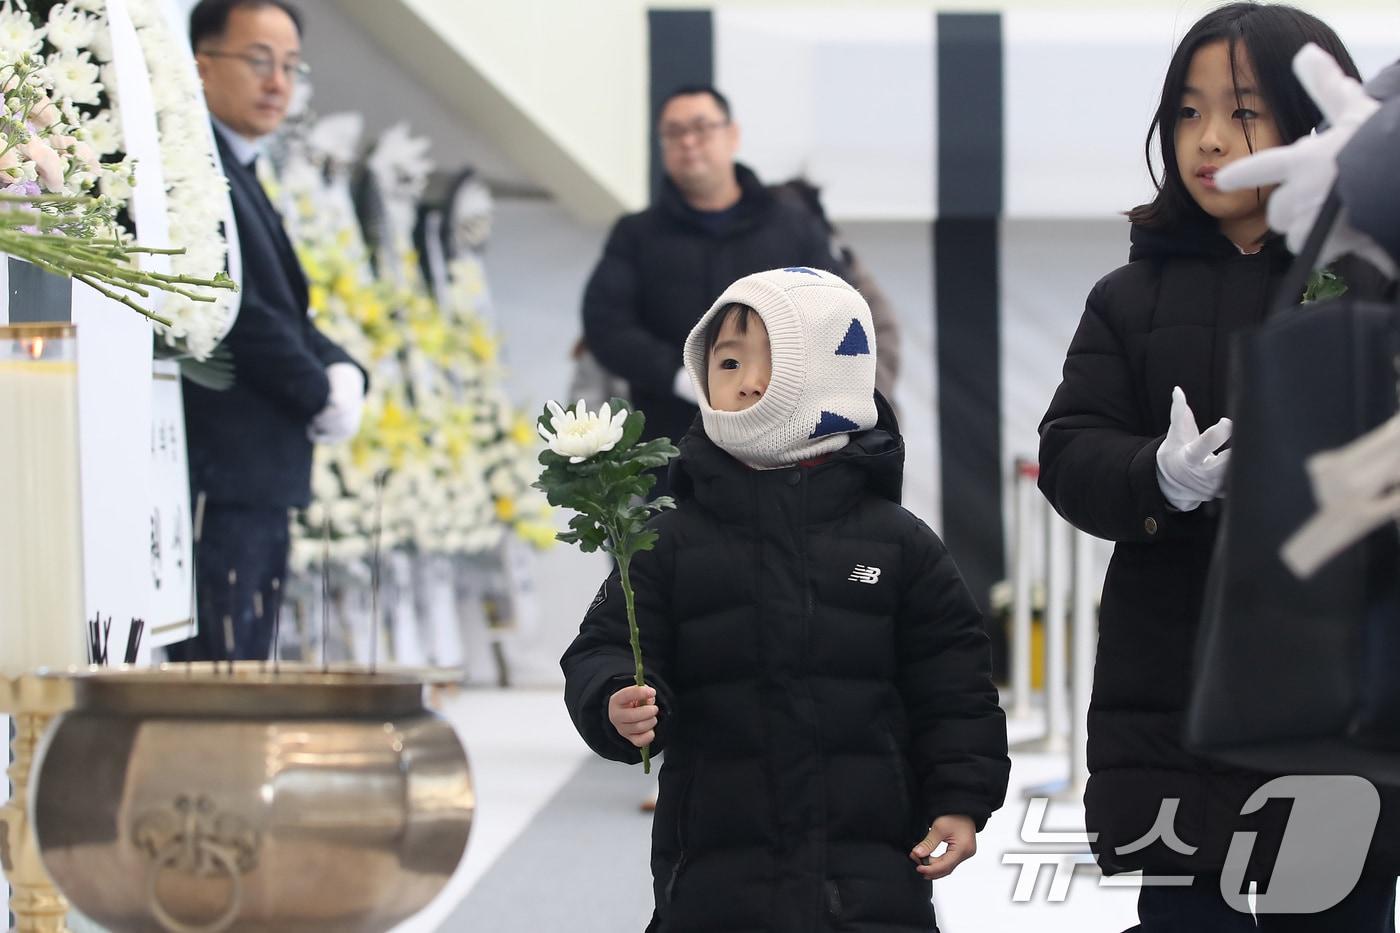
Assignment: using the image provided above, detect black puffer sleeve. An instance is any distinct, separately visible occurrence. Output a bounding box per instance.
[897,518,1010,832]
[1038,277,1172,543]
[560,521,677,765]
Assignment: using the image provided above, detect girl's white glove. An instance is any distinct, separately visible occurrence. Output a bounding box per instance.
[1156,387,1232,512]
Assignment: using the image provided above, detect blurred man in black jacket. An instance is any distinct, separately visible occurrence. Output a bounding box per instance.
[580,86,841,496]
[172,0,365,661]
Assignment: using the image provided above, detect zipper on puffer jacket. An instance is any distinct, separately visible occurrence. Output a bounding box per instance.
[824,880,843,920]
[883,729,915,820]
[665,853,687,905]
[665,762,700,905]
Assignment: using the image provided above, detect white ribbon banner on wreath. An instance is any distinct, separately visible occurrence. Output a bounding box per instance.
[105,0,171,288]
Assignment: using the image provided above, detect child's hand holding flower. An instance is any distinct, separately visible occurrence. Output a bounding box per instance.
[608,684,658,749]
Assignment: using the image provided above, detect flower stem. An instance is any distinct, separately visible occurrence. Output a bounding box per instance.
[616,551,651,775]
[71,274,174,326]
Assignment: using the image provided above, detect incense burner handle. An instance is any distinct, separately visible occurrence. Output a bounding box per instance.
[132,794,260,933]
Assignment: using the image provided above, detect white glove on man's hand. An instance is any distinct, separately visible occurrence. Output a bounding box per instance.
[1156,387,1233,512]
[309,362,365,444]
[1215,43,1394,277]
[673,366,698,405]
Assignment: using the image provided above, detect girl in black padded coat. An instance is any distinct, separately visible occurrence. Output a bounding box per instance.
[1039,5,1397,930]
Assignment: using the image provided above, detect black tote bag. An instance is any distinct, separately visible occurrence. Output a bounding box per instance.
[1186,190,1400,784]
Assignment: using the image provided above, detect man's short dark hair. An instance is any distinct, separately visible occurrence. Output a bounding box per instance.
[190,0,304,49]
[658,85,731,121]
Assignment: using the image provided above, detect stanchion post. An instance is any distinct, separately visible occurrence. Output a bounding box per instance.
[1042,510,1070,754]
[1010,459,1038,721]
[1069,528,1096,797]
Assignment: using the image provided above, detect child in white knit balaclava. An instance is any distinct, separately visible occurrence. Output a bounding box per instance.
[682,266,879,467]
[564,268,1008,931]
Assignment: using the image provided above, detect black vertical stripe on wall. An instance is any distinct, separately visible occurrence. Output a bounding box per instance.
[935,13,1004,613]
[647,10,714,199]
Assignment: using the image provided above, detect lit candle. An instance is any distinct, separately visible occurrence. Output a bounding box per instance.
[0,324,87,676]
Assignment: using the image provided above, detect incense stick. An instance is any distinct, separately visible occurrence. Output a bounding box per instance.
[254,587,265,674]
[123,618,144,664]
[321,516,330,673]
[224,568,237,675]
[187,491,207,678]
[270,577,282,676]
[371,472,385,674]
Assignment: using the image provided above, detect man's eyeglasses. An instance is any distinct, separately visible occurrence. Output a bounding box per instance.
[658,119,729,146]
[200,49,311,83]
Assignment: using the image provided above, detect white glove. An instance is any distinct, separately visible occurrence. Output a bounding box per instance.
[1156,386,1232,512]
[1214,43,1394,277]
[309,362,365,444]
[673,366,698,404]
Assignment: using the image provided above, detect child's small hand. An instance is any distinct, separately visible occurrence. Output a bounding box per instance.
[910,815,978,880]
[608,684,658,748]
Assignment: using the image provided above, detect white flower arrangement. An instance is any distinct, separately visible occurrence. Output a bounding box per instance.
[0,3,231,318]
[124,0,236,360]
[0,3,125,199]
[276,111,556,571]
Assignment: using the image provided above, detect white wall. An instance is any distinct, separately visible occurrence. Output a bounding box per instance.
[169,0,532,191]
[716,9,937,221]
[716,6,1400,223]
[392,0,648,208]
[481,198,609,686]
[840,222,939,528]
[295,0,533,192]
[174,1,1400,225]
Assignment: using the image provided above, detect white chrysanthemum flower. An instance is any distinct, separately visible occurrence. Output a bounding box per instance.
[537,399,627,464]
[329,538,367,563]
[180,242,225,277]
[288,539,316,575]
[329,499,361,534]
[45,6,98,52]
[98,168,131,200]
[79,113,120,155]
[0,11,42,55]
[47,51,101,104]
[99,62,118,102]
[151,77,185,114]
[89,23,113,63]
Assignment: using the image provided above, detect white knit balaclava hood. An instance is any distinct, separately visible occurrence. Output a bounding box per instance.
[683,267,878,469]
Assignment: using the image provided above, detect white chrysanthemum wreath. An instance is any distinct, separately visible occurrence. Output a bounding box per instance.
[125,0,235,360]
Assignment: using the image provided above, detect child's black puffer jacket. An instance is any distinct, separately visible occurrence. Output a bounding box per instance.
[562,396,1010,933]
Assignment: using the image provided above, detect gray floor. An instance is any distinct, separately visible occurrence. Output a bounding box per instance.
[440,756,655,932]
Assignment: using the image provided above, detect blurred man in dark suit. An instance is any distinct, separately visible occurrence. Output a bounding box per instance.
[172,0,365,661]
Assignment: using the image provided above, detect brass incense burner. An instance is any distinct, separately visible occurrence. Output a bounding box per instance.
[28,663,473,933]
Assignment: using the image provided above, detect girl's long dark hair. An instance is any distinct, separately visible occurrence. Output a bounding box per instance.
[1129,2,1361,229]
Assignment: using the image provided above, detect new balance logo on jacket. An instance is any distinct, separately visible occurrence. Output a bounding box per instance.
[848,564,881,584]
